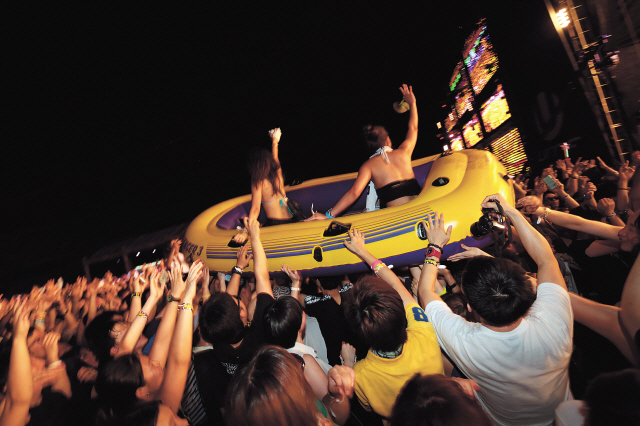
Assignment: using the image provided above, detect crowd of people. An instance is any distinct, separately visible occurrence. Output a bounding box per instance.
[2,86,640,425]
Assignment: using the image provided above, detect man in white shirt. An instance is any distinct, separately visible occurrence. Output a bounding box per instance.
[419,194,573,426]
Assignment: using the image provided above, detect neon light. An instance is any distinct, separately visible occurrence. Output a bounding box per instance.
[481,85,511,132]
[485,128,527,175]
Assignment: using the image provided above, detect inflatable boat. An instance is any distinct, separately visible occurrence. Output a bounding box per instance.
[184,149,514,277]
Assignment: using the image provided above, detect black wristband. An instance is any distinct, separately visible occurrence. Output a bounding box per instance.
[427,243,443,252]
[232,266,243,275]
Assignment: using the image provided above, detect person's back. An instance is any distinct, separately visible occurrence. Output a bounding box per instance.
[420,195,573,426]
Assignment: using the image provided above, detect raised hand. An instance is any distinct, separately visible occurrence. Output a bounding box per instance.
[236,245,252,269]
[515,195,542,215]
[268,128,282,144]
[597,198,616,217]
[281,264,301,283]
[184,260,205,301]
[555,159,567,172]
[343,228,367,256]
[619,160,636,182]
[422,213,452,249]
[149,270,165,302]
[399,84,416,104]
[448,243,491,262]
[169,262,186,300]
[12,300,31,340]
[244,217,261,239]
[43,332,61,363]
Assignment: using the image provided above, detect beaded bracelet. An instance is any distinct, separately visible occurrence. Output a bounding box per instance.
[372,262,386,276]
[424,259,439,268]
[178,303,194,312]
[137,310,149,320]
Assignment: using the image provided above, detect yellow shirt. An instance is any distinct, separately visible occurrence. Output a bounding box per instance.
[353,302,444,420]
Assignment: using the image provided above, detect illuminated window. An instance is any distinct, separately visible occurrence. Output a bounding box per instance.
[485,128,527,175]
[455,89,474,117]
[481,85,511,132]
[462,115,483,147]
[448,131,465,151]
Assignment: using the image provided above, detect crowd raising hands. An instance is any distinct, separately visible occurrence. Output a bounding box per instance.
[2,151,640,426]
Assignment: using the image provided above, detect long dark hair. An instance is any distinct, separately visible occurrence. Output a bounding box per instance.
[95,353,145,426]
[247,148,283,196]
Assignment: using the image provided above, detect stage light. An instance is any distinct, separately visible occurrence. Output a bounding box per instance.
[136,252,140,257]
[437,122,442,129]
[556,9,570,28]
[152,249,156,253]
[443,145,449,152]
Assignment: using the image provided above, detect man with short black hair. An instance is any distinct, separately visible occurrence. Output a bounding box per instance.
[420,195,573,426]
[342,228,444,421]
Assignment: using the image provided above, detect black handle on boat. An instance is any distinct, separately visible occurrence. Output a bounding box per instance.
[323,221,352,237]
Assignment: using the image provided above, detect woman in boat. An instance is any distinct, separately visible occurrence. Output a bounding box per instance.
[307,84,419,221]
[234,128,302,243]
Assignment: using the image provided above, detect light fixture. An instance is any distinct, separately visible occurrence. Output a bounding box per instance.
[443,145,449,152]
[556,8,570,28]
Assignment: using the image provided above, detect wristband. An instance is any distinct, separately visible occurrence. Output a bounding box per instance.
[569,176,578,179]
[446,282,458,291]
[325,208,335,219]
[427,243,443,252]
[47,360,65,370]
[424,259,439,268]
[372,262,386,276]
[201,294,211,300]
[618,187,630,190]
[35,312,47,321]
[291,287,301,291]
[137,310,149,320]
[562,194,569,199]
[232,266,243,275]
[370,260,383,271]
[178,303,193,312]
[607,212,617,218]
[438,287,447,297]
[132,292,142,297]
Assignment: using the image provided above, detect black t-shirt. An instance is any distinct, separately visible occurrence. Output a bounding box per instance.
[194,292,274,419]
[304,284,367,366]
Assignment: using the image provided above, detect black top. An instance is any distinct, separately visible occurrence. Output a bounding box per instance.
[304,284,367,365]
[376,179,422,208]
[193,292,274,419]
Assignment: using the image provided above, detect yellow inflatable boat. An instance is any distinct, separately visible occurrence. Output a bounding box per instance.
[184,149,514,276]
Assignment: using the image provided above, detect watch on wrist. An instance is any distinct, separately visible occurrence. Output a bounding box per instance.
[425,246,442,260]
[167,294,182,304]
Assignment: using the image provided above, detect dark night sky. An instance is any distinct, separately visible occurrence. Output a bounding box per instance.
[3,3,487,291]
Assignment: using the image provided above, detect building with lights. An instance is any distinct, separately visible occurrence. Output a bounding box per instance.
[438,19,528,176]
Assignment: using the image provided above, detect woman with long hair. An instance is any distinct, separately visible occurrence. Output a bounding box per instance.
[226,345,354,426]
[233,128,302,244]
[308,84,420,220]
